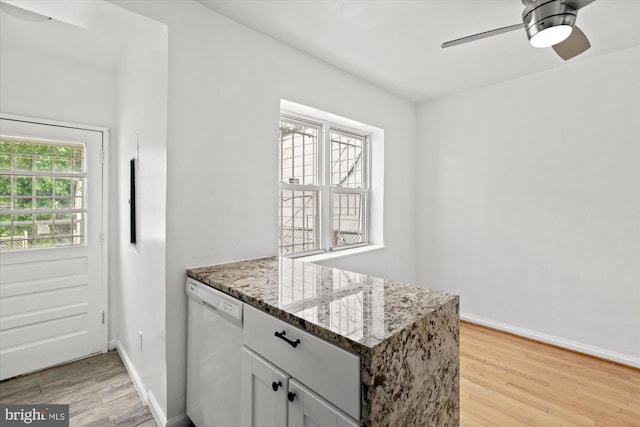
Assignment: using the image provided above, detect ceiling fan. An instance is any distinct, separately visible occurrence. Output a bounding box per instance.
[441,0,596,60]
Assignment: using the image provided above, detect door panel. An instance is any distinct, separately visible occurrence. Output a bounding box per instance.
[288,379,359,427]
[0,117,105,380]
[241,347,289,427]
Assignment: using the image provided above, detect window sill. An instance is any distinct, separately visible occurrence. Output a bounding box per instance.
[293,244,385,263]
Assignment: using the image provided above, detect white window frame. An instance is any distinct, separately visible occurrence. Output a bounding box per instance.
[279,111,371,257]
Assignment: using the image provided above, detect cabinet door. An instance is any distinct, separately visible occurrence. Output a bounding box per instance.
[288,379,359,427]
[242,347,290,427]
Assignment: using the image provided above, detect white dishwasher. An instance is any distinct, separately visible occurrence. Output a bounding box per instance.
[186,278,244,427]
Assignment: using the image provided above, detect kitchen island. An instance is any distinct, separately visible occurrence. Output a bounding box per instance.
[187,256,459,426]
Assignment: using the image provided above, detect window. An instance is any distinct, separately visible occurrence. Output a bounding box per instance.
[0,137,86,251]
[279,114,369,256]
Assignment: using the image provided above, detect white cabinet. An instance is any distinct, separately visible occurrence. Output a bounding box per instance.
[241,306,361,427]
[243,305,360,420]
[288,379,359,427]
[242,348,289,427]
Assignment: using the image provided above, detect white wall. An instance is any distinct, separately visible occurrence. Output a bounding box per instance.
[417,46,640,364]
[114,40,168,417]
[6,2,638,425]
[0,43,118,341]
[114,0,417,422]
[0,46,116,130]
[2,3,170,421]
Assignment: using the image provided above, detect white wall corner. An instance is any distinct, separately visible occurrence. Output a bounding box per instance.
[461,313,640,369]
[166,413,191,427]
[146,392,189,427]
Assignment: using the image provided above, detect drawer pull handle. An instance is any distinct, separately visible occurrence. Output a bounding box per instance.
[274,330,301,348]
[272,381,282,392]
[288,392,296,402]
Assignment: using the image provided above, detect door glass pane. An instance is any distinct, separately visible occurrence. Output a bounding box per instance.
[15,176,32,195]
[0,138,87,251]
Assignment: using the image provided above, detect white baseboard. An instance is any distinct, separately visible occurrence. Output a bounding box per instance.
[147,391,167,427]
[115,341,148,404]
[461,313,640,369]
[114,341,184,427]
[147,391,189,427]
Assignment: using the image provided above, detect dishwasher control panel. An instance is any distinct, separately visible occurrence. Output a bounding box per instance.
[186,278,243,322]
[187,278,243,321]
[219,299,240,317]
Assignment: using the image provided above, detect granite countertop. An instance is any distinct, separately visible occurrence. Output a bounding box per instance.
[187,256,457,357]
[187,256,460,425]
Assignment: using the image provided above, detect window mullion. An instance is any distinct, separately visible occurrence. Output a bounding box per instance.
[365,136,370,243]
[322,124,332,251]
[318,124,325,251]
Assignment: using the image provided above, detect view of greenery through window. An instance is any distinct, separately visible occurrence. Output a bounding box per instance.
[0,138,86,251]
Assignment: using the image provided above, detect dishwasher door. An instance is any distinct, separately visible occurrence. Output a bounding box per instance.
[186,278,243,427]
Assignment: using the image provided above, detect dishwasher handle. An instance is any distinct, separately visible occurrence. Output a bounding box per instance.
[202,300,217,311]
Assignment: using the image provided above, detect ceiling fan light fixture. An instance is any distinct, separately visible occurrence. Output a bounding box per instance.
[529,24,573,47]
[523,1,577,48]
[441,0,596,60]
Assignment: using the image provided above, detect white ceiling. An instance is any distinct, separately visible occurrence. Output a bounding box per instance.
[0,2,124,72]
[198,0,640,102]
[1,1,637,100]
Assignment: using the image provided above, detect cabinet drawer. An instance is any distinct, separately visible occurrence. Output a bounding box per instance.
[243,305,360,421]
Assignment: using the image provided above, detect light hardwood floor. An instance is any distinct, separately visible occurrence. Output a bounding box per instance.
[0,350,156,427]
[461,321,640,426]
[1,325,638,426]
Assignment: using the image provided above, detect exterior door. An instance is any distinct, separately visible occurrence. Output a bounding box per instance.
[0,116,106,380]
[241,347,289,427]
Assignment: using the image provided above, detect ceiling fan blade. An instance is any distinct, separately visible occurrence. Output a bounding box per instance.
[441,23,524,48]
[562,0,597,10]
[552,25,591,60]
